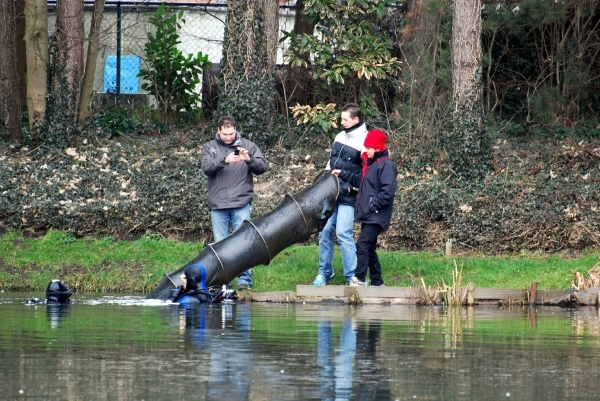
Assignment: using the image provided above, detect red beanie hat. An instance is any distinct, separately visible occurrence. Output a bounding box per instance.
[364,129,387,150]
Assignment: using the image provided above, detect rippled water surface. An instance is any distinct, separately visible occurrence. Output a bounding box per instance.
[1,292,600,400]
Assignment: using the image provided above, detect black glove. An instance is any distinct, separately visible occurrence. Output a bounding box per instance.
[167,286,183,302]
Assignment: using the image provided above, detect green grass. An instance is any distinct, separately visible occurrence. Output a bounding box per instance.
[1,229,598,292]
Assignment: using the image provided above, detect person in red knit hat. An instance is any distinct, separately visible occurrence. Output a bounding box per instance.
[332,129,397,286]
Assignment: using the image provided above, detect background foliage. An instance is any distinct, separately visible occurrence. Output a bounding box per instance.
[284,0,402,133]
[3,1,600,255]
[138,5,212,125]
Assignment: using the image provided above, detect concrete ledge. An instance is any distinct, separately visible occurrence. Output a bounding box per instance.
[237,291,295,303]
[234,285,600,306]
[296,285,347,297]
[296,285,422,298]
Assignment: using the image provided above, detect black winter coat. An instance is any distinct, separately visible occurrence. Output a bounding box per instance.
[339,149,397,230]
[326,122,368,206]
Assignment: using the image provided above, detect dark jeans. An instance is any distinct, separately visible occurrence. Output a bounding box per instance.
[355,223,384,286]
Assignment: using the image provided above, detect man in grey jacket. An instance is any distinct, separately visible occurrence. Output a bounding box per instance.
[201,116,267,290]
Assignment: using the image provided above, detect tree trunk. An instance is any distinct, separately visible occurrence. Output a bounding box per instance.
[217,0,276,147]
[286,0,315,106]
[449,0,489,181]
[55,0,84,123]
[0,0,23,140]
[24,0,48,134]
[78,0,105,123]
[16,0,28,116]
[452,0,481,106]
[265,0,279,66]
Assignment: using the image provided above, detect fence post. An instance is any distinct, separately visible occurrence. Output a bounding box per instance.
[445,238,454,257]
[529,282,538,305]
[116,1,122,98]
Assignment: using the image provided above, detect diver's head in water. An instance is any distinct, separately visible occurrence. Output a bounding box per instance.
[45,280,73,304]
[183,264,204,291]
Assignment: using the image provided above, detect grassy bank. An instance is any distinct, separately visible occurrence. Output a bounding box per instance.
[1,230,599,293]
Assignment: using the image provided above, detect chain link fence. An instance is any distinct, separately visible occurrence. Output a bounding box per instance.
[48,1,297,112]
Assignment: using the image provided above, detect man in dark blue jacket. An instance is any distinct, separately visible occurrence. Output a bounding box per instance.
[333,129,397,286]
[313,104,368,286]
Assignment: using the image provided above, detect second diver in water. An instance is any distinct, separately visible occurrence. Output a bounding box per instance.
[24,279,73,304]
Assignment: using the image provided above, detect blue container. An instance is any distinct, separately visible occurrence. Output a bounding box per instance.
[103,55,140,94]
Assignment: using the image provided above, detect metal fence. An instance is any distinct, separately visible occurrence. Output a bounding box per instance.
[48,1,298,109]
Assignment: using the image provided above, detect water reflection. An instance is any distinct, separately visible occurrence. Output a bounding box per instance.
[175,304,252,400]
[317,316,394,401]
[45,304,71,329]
[354,320,392,400]
[2,293,600,400]
[317,318,356,400]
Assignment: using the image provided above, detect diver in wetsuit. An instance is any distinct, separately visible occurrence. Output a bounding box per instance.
[46,279,73,304]
[166,264,236,305]
[24,279,73,304]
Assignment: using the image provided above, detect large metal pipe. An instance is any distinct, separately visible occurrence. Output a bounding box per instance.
[146,171,339,300]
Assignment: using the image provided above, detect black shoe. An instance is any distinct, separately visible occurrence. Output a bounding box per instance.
[238,283,251,290]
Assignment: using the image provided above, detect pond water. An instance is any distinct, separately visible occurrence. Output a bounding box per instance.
[1,292,600,401]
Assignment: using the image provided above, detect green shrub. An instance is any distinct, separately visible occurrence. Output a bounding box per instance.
[138,5,212,125]
[283,0,402,116]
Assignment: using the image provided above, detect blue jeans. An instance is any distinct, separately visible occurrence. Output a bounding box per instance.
[210,203,252,286]
[318,203,357,283]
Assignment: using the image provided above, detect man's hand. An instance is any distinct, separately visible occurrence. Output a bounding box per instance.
[238,147,251,162]
[331,169,341,176]
[225,151,241,164]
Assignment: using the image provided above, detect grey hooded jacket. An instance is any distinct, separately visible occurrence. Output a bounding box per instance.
[201,133,267,210]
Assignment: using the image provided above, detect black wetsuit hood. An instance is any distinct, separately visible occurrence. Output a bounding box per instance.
[45,280,73,304]
[184,265,203,291]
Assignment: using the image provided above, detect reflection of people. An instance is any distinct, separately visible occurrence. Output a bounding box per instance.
[201,115,267,290]
[178,304,211,345]
[208,303,251,400]
[164,304,251,399]
[334,129,397,286]
[313,103,367,286]
[317,319,356,400]
[354,320,391,400]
